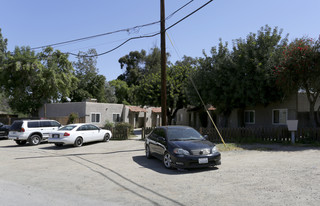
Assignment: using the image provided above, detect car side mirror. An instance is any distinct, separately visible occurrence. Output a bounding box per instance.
[203,135,208,140]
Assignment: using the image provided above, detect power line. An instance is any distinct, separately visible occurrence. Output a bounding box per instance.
[68,0,213,58]
[31,0,194,50]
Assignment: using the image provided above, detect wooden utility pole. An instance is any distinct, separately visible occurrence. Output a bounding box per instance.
[160,0,167,126]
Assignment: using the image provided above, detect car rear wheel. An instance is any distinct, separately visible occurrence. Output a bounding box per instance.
[103,133,110,142]
[145,145,152,159]
[163,152,172,169]
[15,140,27,145]
[29,134,41,146]
[74,137,83,147]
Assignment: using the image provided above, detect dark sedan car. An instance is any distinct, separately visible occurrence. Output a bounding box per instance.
[145,126,221,169]
[0,122,10,139]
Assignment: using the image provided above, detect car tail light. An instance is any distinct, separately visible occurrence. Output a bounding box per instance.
[64,132,70,136]
[21,127,25,132]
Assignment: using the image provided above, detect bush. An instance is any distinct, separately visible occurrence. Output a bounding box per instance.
[104,120,114,130]
[115,122,133,133]
[67,113,79,124]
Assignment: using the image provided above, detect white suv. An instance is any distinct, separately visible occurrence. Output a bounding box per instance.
[8,120,61,145]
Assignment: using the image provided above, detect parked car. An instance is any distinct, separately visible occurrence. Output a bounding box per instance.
[48,123,112,147]
[8,120,62,145]
[145,126,221,169]
[0,122,10,139]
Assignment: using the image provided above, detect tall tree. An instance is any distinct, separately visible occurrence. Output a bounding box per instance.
[70,49,106,102]
[118,50,146,87]
[276,37,320,127]
[191,25,287,127]
[137,65,193,124]
[0,46,77,116]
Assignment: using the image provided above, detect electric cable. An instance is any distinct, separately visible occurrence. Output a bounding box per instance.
[67,0,213,57]
[31,0,194,50]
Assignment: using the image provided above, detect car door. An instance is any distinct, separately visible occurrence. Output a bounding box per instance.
[149,128,167,158]
[77,125,91,142]
[88,124,101,141]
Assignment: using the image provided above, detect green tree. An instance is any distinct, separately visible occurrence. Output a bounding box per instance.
[118,50,146,87]
[70,49,106,102]
[104,81,117,103]
[0,46,77,116]
[191,25,287,127]
[276,37,320,127]
[137,65,193,124]
[109,79,130,104]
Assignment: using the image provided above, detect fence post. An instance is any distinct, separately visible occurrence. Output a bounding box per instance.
[142,127,145,140]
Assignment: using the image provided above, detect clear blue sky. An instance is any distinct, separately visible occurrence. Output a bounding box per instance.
[1,0,319,81]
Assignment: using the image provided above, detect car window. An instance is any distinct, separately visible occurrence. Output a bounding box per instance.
[10,121,23,131]
[28,121,40,128]
[59,125,77,131]
[155,128,166,139]
[149,128,166,141]
[78,125,88,131]
[167,127,203,141]
[87,125,99,130]
[51,121,61,127]
[40,121,52,127]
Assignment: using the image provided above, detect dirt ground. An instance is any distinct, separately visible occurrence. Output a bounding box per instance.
[0,138,319,206]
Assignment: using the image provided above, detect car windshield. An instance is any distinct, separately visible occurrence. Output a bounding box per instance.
[167,127,204,141]
[59,125,77,131]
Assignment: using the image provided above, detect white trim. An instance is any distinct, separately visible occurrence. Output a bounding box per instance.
[244,110,255,124]
[272,109,288,125]
[90,112,101,123]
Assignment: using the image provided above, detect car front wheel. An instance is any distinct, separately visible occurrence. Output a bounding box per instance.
[29,134,41,146]
[163,152,172,169]
[145,145,152,159]
[74,137,83,147]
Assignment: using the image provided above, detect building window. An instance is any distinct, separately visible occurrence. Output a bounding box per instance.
[244,110,255,124]
[91,113,101,123]
[273,109,287,124]
[113,114,121,122]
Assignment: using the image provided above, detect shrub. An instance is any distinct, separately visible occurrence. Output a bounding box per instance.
[67,113,79,124]
[104,120,114,130]
[115,122,133,133]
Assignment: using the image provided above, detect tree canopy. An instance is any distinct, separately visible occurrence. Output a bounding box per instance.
[0,46,77,116]
[276,37,320,127]
[190,25,287,126]
[70,49,107,102]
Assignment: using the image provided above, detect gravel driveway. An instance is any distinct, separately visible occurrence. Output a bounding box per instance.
[0,138,319,206]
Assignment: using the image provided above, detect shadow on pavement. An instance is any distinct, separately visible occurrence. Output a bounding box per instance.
[132,155,218,175]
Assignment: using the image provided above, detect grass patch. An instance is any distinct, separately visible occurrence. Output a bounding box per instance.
[216,143,244,151]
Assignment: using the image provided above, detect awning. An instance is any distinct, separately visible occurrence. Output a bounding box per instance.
[128,106,147,113]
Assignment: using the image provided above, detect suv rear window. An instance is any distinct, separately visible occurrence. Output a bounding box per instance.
[28,121,40,128]
[10,121,23,131]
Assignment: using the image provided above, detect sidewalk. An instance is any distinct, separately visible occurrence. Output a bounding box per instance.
[129,128,142,140]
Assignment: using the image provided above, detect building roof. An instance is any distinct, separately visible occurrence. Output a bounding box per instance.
[128,106,147,113]
[151,107,161,113]
[208,106,216,111]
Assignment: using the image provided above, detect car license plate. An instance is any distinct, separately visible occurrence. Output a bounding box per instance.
[198,158,208,164]
[53,134,59,138]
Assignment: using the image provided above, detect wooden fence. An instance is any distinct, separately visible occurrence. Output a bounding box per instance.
[110,128,130,140]
[200,127,320,144]
[142,127,320,144]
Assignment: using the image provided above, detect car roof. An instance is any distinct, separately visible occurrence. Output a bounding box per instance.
[156,125,194,130]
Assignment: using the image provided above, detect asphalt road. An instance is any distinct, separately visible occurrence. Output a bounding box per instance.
[0,138,319,206]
